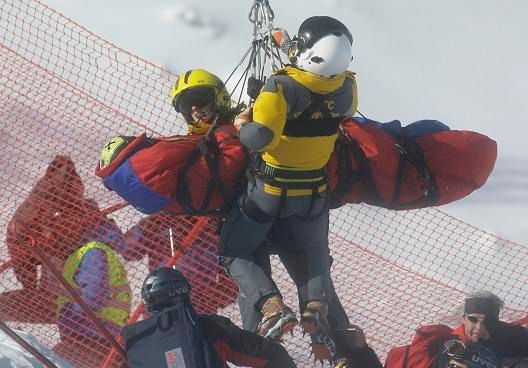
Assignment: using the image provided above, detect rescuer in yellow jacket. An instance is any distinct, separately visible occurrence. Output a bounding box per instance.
[219,15,358,360]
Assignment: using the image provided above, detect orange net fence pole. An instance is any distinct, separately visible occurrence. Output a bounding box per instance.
[0,260,13,274]
[101,203,129,217]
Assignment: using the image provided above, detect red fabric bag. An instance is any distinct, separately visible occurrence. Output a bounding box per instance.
[328,118,497,210]
[97,125,248,215]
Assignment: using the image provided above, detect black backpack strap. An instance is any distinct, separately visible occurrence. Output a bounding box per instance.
[340,125,440,210]
[175,145,206,214]
[124,324,158,352]
[175,128,246,215]
[329,135,363,208]
[200,134,230,212]
[202,338,218,368]
[391,127,439,208]
[343,134,385,207]
[283,92,342,138]
[298,93,330,118]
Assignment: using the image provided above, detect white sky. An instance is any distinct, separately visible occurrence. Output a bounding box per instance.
[44,0,528,245]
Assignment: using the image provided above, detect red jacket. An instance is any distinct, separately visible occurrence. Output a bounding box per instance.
[385,322,528,368]
[6,156,91,289]
[201,315,296,367]
[384,325,456,368]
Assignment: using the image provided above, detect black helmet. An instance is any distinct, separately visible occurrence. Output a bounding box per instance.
[290,16,353,78]
[141,267,191,312]
[297,16,352,51]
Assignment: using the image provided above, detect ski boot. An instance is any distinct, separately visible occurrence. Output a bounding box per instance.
[301,300,340,364]
[257,295,298,341]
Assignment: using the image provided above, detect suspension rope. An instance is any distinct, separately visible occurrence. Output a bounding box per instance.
[223,0,284,107]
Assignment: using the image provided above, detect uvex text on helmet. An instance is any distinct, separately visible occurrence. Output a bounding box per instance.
[141,267,191,312]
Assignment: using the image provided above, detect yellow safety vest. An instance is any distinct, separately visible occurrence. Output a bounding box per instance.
[56,241,131,327]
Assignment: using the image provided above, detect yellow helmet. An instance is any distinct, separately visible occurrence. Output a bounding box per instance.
[99,136,135,169]
[170,69,231,123]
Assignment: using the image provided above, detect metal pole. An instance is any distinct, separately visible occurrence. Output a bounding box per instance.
[101,202,129,216]
[102,217,209,368]
[12,221,128,361]
[0,319,58,368]
[0,259,13,274]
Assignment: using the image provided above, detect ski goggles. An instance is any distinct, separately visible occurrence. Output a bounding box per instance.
[173,87,215,116]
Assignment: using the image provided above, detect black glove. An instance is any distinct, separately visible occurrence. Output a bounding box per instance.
[247,76,265,100]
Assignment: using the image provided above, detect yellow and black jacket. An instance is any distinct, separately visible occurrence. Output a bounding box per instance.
[239,66,357,195]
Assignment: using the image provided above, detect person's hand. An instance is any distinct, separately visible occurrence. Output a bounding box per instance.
[234,107,251,131]
[247,76,264,100]
[448,360,468,368]
[349,325,367,348]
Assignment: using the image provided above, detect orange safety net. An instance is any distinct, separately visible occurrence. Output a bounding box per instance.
[0,1,527,367]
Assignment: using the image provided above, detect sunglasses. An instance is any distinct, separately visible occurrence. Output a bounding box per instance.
[466,315,486,323]
[173,87,215,116]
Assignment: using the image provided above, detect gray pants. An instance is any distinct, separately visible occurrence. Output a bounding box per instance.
[237,245,347,333]
[237,224,383,367]
[219,176,331,316]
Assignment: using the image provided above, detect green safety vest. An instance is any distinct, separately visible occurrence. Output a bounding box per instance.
[56,241,131,327]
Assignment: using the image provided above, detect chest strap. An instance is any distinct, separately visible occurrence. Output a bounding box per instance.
[283,92,342,138]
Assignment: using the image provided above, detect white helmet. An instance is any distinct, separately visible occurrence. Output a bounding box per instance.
[290,16,353,78]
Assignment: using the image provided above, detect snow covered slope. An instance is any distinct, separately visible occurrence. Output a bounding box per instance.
[0,329,72,368]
